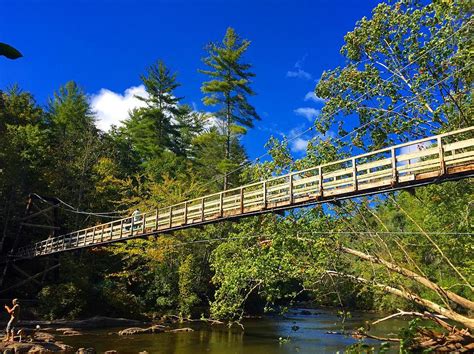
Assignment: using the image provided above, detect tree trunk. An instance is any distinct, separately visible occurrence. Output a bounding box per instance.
[340,246,474,311]
[224,97,231,190]
[326,271,474,329]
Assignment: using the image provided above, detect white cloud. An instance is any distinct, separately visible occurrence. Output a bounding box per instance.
[287,126,310,153]
[294,107,320,122]
[291,137,309,152]
[286,69,312,80]
[286,55,312,80]
[90,85,148,131]
[203,114,222,130]
[304,91,326,104]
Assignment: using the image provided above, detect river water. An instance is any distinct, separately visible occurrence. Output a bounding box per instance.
[61,309,405,353]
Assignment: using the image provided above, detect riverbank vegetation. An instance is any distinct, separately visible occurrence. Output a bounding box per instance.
[1,0,472,351]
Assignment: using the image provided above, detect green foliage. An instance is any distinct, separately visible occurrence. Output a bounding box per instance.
[123,60,203,171]
[38,283,87,320]
[200,27,258,188]
[1,3,472,341]
[200,27,259,130]
[398,318,422,352]
[178,254,201,317]
[0,43,22,59]
[315,0,472,150]
[345,341,391,354]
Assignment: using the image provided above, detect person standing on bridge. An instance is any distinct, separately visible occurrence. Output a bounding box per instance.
[131,208,141,230]
[3,298,20,342]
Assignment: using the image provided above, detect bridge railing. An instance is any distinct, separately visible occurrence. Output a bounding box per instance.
[15,126,474,258]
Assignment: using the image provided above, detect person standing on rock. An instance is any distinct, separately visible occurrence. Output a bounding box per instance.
[3,298,20,342]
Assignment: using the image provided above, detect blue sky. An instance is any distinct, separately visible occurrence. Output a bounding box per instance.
[1,0,382,160]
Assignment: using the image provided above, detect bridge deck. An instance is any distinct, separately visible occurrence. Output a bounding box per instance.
[15,127,474,259]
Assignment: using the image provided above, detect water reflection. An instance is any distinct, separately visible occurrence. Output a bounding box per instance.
[61,309,403,353]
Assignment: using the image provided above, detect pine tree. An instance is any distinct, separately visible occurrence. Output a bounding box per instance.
[125,61,186,163]
[137,60,182,116]
[199,27,259,189]
[47,81,101,228]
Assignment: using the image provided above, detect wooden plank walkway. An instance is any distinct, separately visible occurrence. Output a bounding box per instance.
[14,126,474,259]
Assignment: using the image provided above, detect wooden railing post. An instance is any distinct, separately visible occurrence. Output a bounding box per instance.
[352,158,358,191]
[318,166,323,197]
[263,181,267,208]
[184,202,188,225]
[201,198,205,221]
[155,209,159,230]
[111,221,115,239]
[391,147,397,185]
[120,219,123,239]
[240,188,244,213]
[141,213,145,233]
[219,192,224,217]
[438,136,446,175]
[92,226,97,245]
[289,173,294,204]
[168,207,172,228]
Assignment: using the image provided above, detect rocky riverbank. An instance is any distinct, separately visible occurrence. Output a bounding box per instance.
[0,316,196,353]
[0,330,74,353]
[6,316,149,330]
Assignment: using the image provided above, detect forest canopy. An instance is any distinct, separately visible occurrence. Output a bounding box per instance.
[0,2,472,350]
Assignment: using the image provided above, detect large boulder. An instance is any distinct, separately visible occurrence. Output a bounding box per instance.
[118,325,166,336]
[33,332,56,342]
[76,348,96,354]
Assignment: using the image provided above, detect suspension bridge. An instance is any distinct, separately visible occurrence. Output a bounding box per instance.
[10,126,474,260]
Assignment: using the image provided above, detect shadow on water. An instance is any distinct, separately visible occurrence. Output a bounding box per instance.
[61,309,405,354]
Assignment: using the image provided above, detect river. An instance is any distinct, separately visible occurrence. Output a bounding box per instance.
[61,309,405,353]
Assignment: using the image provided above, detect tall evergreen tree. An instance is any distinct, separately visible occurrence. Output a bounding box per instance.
[47,81,101,228]
[48,81,96,138]
[124,61,182,163]
[138,60,182,115]
[199,27,259,189]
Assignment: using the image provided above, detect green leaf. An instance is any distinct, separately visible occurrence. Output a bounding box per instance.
[0,42,23,59]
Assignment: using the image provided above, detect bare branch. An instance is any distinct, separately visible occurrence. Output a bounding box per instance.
[325,270,474,329]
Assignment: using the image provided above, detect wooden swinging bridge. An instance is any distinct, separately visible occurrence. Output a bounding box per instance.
[12,126,474,260]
